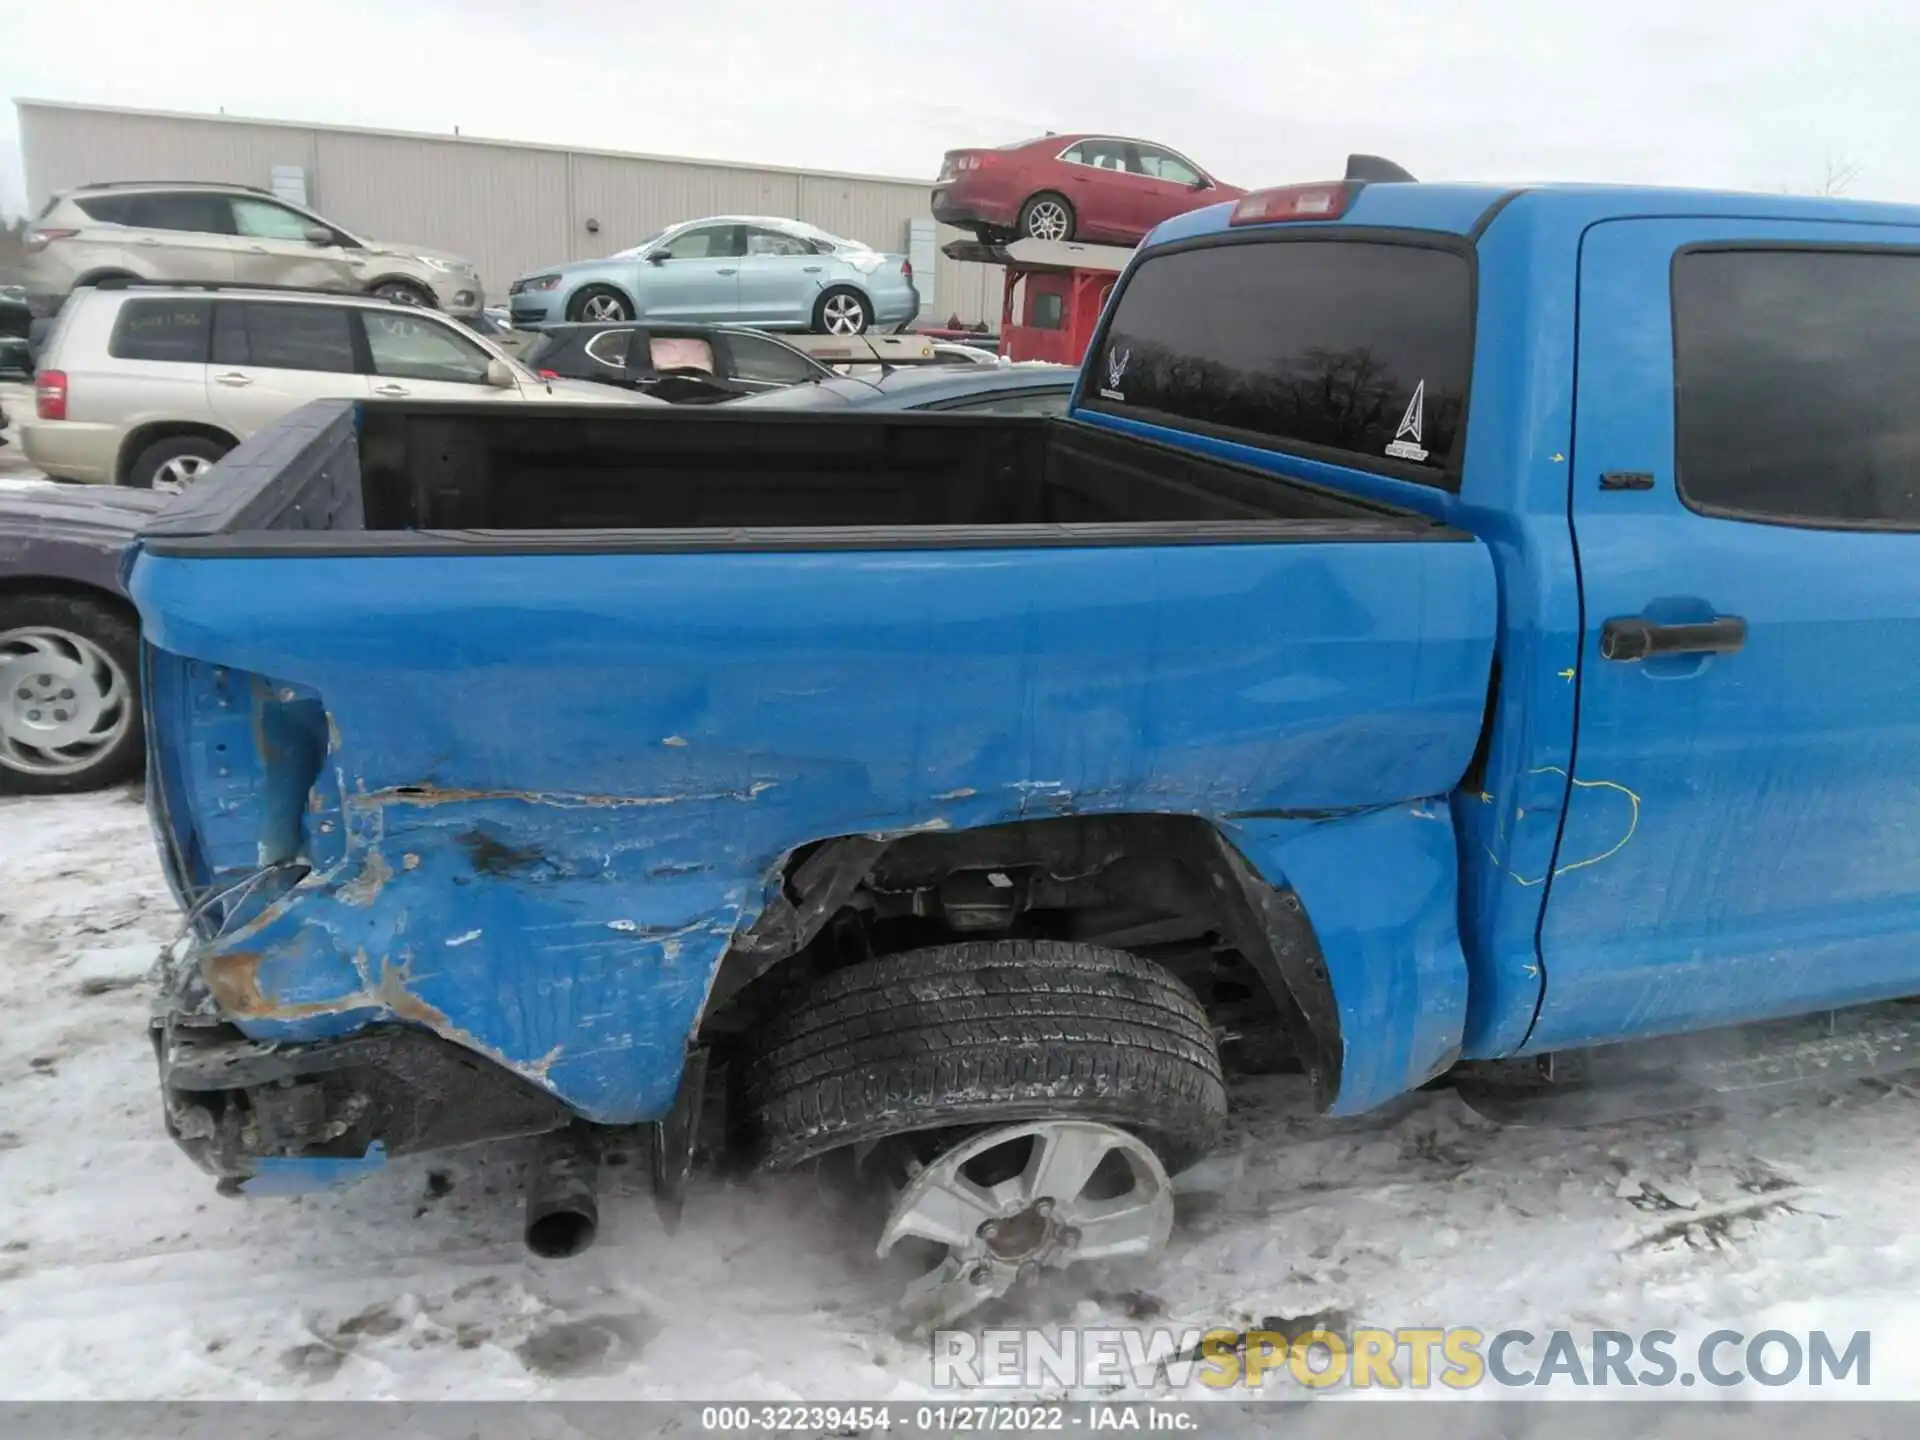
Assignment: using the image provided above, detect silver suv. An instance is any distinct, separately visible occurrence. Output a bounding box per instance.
[22,283,655,489]
[25,181,483,319]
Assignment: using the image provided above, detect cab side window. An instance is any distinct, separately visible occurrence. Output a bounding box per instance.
[1675,248,1920,526]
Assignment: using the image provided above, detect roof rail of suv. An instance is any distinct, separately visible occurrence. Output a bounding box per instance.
[88,278,405,303]
[79,179,276,195]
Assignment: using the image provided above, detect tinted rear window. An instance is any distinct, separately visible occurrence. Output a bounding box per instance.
[109,299,212,363]
[212,302,356,373]
[76,192,235,234]
[1085,238,1473,483]
[1674,248,1920,526]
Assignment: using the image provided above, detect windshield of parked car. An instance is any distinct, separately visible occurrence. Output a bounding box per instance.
[610,229,669,259]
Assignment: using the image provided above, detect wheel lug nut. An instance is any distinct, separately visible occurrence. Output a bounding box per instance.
[969,1264,994,1286]
[14,688,27,700]
[1060,1227,1081,1249]
[37,674,51,685]
[978,1220,999,1239]
[59,689,73,700]
[1034,1198,1054,1216]
[54,710,69,722]
[27,710,41,721]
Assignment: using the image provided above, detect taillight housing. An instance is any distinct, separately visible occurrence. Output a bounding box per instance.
[1229,182,1358,226]
[901,258,914,283]
[537,369,560,380]
[24,228,78,254]
[35,370,68,421]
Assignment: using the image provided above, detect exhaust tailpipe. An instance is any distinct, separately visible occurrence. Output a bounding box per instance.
[525,1125,601,1259]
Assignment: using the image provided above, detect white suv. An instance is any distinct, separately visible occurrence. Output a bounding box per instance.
[23,283,657,489]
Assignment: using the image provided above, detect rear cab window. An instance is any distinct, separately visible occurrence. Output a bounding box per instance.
[1080,234,1475,488]
[109,298,213,363]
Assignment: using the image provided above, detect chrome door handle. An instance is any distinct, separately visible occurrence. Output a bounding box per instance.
[372,383,409,396]
[213,371,253,387]
[715,268,737,275]
[802,265,822,272]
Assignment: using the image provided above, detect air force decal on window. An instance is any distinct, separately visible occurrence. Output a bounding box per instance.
[1386,379,1429,462]
[1098,345,1131,401]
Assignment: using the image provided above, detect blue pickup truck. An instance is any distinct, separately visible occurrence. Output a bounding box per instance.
[125,162,1920,1320]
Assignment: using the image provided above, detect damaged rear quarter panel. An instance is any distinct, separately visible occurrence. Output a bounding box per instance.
[130,540,1495,1123]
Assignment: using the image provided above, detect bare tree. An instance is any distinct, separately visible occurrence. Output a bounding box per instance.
[1785,152,1863,197]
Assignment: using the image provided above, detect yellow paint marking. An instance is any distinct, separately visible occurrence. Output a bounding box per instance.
[1485,766,1643,888]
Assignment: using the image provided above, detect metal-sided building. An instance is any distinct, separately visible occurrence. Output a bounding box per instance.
[14,99,1005,325]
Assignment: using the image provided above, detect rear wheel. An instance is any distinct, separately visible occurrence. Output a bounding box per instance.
[812,287,871,336]
[739,938,1228,1173]
[1019,193,1075,242]
[127,434,229,493]
[0,594,142,795]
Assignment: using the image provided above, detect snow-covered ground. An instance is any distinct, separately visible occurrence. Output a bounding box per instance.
[3,785,1919,1402]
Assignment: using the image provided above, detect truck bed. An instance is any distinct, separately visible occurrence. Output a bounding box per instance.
[129,400,1496,1128]
[139,399,1455,549]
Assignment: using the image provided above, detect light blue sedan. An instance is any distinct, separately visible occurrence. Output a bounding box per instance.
[508,216,921,335]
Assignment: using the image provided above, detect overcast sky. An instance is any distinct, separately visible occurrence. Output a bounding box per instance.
[0,0,1910,218]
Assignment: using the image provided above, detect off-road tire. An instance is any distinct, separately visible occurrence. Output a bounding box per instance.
[739,939,1228,1172]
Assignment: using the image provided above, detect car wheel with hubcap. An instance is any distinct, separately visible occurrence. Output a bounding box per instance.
[128,434,230,494]
[569,286,633,323]
[0,595,143,795]
[1019,193,1076,242]
[813,288,871,336]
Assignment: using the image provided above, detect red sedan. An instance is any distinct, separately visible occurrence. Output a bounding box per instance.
[931,134,1243,246]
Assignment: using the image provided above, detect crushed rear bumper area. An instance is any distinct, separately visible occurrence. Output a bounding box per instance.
[154,1011,575,1195]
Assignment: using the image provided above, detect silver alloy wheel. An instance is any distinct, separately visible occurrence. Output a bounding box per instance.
[877,1120,1175,1330]
[821,292,867,335]
[1024,199,1070,241]
[153,454,215,494]
[0,625,134,780]
[581,293,629,322]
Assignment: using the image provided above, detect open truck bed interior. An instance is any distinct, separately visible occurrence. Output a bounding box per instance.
[138,400,1460,550]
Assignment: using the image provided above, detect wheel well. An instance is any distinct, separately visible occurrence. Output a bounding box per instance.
[116,422,238,484]
[364,276,440,307]
[700,813,1343,1096]
[0,575,137,621]
[75,269,138,289]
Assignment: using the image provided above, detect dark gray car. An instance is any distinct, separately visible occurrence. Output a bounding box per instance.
[0,482,164,793]
[729,363,1077,414]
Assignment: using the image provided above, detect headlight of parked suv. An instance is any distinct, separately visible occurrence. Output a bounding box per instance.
[415,255,477,276]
